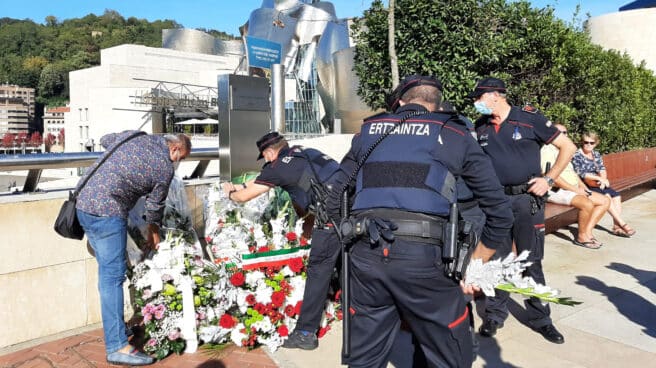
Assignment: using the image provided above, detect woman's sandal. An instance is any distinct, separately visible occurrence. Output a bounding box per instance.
[573,239,602,249]
[619,223,636,237]
[613,226,631,238]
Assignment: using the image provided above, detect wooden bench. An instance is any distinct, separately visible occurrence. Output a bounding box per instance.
[545,148,656,234]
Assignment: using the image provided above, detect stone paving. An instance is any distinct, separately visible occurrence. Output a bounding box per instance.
[2,190,655,368]
[0,327,277,368]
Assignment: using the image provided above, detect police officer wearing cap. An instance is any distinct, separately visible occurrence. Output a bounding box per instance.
[469,77,576,344]
[331,75,513,367]
[222,131,343,350]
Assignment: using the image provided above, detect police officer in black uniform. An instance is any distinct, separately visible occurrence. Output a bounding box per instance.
[469,77,576,344]
[223,131,342,350]
[331,75,514,367]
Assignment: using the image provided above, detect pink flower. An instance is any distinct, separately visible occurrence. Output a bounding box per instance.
[167,329,181,341]
[147,338,157,347]
[154,304,166,320]
[193,256,204,267]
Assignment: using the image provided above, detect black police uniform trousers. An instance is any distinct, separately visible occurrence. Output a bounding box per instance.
[483,193,552,328]
[295,227,341,333]
[348,237,473,368]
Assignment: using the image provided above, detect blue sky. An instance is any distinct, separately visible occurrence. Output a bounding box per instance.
[3,0,632,35]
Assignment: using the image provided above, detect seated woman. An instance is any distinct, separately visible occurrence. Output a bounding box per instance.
[571,131,636,237]
[541,124,610,249]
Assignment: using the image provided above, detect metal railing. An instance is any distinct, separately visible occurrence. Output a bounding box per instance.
[0,148,219,192]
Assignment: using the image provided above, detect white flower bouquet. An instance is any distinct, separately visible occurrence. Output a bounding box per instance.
[464,251,582,306]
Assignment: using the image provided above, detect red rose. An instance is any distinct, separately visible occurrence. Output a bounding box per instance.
[289,258,304,273]
[318,325,331,338]
[258,246,270,253]
[286,232,298,242]
[271,290,286,307]
[336,310,343,321]
[284,304,295,317]
[245,294,256,305]
[219,314,237,329]
[277,325,289,337]
[334,289,342,302]
[254,303,267,314]
[229,272,245,287]
[294,301,303,316]
[300,237,308,246]
[205,236,213,243]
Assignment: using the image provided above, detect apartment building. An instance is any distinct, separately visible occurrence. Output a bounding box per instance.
[0,84,35,136]
[43,106,69,140]
[0,97,30,135]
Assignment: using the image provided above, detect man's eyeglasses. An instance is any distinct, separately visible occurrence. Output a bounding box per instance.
[583,141,596,145]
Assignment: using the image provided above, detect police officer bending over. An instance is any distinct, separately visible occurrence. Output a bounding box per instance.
[469,77,576,344]
[330,75,514,368]
[222,132,342,350]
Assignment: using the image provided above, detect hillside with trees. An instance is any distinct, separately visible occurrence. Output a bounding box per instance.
[353,0,656,153]
[0,9,236,107]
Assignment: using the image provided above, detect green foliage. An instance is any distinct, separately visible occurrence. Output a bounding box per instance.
[353,0,656,152]
[0,10,235,107]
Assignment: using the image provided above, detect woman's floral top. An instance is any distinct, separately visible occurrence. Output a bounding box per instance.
[571,148,605,179]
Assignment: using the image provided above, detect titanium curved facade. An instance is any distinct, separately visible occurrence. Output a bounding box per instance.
[162,29,245,58]
[245,0,375,133]
[587,8,656,72]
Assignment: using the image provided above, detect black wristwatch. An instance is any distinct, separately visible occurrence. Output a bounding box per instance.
[543,175,555,187]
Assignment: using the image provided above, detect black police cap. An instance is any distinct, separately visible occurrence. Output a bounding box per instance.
[256,131,284,160]
[386,75,443,111]
[467,77,507,99]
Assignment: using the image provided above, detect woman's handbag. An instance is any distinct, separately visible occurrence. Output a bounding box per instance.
[54,191,84,240]
[584,176,601,188]
[53,131,146,240]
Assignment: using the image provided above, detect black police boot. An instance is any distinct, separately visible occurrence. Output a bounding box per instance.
[282,329,318,350]
[534,324,564,344]
[478,319,503,337]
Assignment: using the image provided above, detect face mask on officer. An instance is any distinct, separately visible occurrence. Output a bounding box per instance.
[474,100,493,115]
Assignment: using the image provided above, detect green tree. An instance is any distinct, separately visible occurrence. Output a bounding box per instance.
[353,0,656,152]
[45,15,58,27]
[38,63,66,98]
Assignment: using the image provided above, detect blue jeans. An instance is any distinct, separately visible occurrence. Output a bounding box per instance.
[77,209,129,354]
